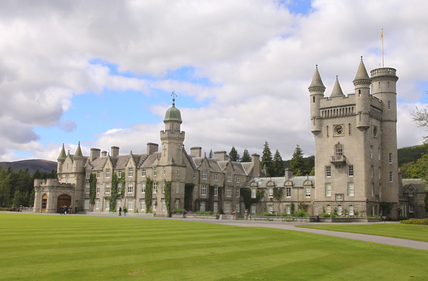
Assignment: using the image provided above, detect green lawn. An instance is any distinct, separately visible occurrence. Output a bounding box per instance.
[1,213,428,280]
[296,223,428,242]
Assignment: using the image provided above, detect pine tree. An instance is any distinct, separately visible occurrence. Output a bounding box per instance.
[229,147,240,162]
[241,149,251,162]
[289,145,308,176]
[260,141,274,177]
[273,150,285,177]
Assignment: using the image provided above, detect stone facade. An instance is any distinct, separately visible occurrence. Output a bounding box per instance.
[399,178,428,219]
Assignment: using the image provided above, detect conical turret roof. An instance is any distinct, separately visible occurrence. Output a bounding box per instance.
[74,141,84,158]
[353,57,371,84]
[308,65,326,92]
[330,76,345,98]
[57,143,66,162]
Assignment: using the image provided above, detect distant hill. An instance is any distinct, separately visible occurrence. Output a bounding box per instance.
[398,145,426,166]
[0,159,57,175]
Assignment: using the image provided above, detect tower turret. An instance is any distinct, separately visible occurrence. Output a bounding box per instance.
[354,57,372,131]
[73,141,85,173]
[57,143,66,172]
[308,65,326,135]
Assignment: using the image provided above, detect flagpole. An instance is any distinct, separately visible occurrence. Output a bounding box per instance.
[381,29,384,67]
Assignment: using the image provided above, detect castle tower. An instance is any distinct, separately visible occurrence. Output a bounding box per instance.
[57,143,66,173]
[309,66,326,135]
[354,58,372,131]
[73,141,85,173]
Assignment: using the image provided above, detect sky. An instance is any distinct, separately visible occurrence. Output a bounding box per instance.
[1,0,428,162]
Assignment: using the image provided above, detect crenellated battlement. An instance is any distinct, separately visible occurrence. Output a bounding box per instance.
[34,178,75,189]
[370,67,396,77]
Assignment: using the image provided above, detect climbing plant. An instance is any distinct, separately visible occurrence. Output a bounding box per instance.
[164,180,171,216]
[89,173,97,205]
[109,172,125,211]
[273,188,282,201]
[145,176,153,213]
[241,188,264,212]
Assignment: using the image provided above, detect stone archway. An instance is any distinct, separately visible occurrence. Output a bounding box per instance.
[41,194,47,213]
[57,194,71,213]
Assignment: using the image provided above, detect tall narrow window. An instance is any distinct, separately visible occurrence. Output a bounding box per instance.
[349,205,354,216]
[379,167,381,179]
[325,183,331,197]
[128,168,133,177]
[142,169,146,177]
[389,153,392,163]
[251,189,256,199]
[379,185,382,198]
[305,187,311,198]
[141,182,146,193]
[106,169,110,178]
[326,126,329,137]
[268,188,273,198]
[347,182,354,196]
[227,173,232,182]
[372,183,374,197]
[348,123,351,135]
[236,188,240,198]
[214,186,218,197]
[371,166,374,178]
[335,144,343,155]
[215,174,218,181]
[201,185,207,196]
[348,166,354,177]
[286,187,291,198]
[326,166,331,177]
[202,170,207,180]
[337,205,342,216]
[176,182,179,194]
[226,187,232,197]
[389,171,393,182]
[388,101,391,110]
[370,146,373,158]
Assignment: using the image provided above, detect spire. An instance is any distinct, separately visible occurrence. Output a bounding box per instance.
[57,143,66,162]
[74,141,84,158]
[330,76,345,98]
[353,57,371,85]
[308,65,326,92]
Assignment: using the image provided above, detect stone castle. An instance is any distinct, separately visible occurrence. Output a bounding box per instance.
[34,58,413,219]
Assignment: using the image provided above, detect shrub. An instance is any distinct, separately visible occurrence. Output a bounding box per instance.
[398,216,408,221]
[294,210,309,217]
[280,213,291,217]
[321,213,338,218]
[400,218,428,225]
[175,208,186,214]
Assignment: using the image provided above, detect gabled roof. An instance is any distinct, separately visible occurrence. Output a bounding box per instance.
[245,176,315,188]
[402,178,427,192]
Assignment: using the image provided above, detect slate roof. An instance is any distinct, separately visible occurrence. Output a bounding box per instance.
[245,176,315,188]
[402,178,427,192]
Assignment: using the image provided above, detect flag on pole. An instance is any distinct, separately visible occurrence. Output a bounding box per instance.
[380,29,383,41]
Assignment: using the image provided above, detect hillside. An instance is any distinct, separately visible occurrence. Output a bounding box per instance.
[0,159,57,175]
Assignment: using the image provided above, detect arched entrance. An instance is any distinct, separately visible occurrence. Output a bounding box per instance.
[57,194,71,213]
[41,194,47,213]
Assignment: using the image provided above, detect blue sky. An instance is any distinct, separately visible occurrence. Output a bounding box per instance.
[1,0,428,162]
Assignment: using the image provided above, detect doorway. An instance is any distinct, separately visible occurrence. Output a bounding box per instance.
[57,194,71,213]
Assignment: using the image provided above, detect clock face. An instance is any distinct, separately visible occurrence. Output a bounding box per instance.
[334,125,344,136]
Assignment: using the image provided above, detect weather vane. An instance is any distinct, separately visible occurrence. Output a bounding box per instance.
[171,91,177,105]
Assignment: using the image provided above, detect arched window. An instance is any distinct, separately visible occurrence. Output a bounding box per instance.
[349,205,354,216]
[326,205,331,214]
[335,143,343,156]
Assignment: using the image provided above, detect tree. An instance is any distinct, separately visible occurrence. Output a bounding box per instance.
[424,192,428,213]
[289,145,308,176]
[411,103,428,142]
[241,149,251,162]
[260,141,274,177]
[229,147,239,162]
[273,150,285,177]
[403,154,428,180]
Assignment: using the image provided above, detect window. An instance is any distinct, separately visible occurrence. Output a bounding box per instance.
[127,183,133,193]
[379,185,382,198]
[236,203,240,213]
[140,200,146,212]
[388,101,391,110]
[326,166,331,177]
[373,126,378,137]
[214,173,218,181]
[305,187,311,198]
[226,187,232,197]
[95,199,100,209]
[378,147,381,160]
[349,205,354,216]
[202,170,207,180]
[118,171,122,177]
[389,153,392,163]
[176,182,179,194]
[286,187,291,198]
[379,167,381,179]
[348,123,351,135]
[163,167,166,176]
[200,201,206,212]
[128,168,133,177]
[154,167,157,177]
[337,205,342,216]
[84,199,89,210]
[153,201,156,212]
[141,182,146,193]
[214,186,218,197]
[409,205,414,213]
[177,168,180,176]
[236,188,240,198]
[347,182,354,196]
[105,199,110,210]
[389,171,393,182]
[97,171,100,178]
[251,205,256,214]
[154,182,157,193]
[86,171,91,179]
[227,173,232,182]
[326,205,331,214]
[326,125,329,137]
[372,183,374,197]
[268,205,274,213]
[162,200,166,212]
[128,200,134,210]
[96,184,100,194]
[201,185,207,196]
[348,166,354,177]
[286,205,291,215]
[370,146,373,158]
[335,144,343,155]
[325,183,331,197]
[85,184,90,194]
[251,189,256,198]
[268,188,273,198]
[237,176,240,183]
[371,166,374,178]
[193,171,196,179]
[105,183,111,194]
[175,200,179,211]
[409,189,414,197]
[213,202,218,213]
[142,169,146,177]
[225,202,231,213]
[106,169,110,178]
[66,175,69,183]
[117,183,122,194]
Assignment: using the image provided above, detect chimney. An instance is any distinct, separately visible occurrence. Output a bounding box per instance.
[190,147,202,157]
[147,143,159,155]
[284,168,293,180]
[90,148,101,161]
[251,154,261,177]
[101,151,107,157]
[111,146,119,157]
[214,151,227,161]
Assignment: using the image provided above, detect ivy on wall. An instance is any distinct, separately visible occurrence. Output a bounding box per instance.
[89,173,97,205]
[109,172,125,211]
[164,180,171,216]
[273,188,282,201]
[241,188,264,211]
[145,176,153,213]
